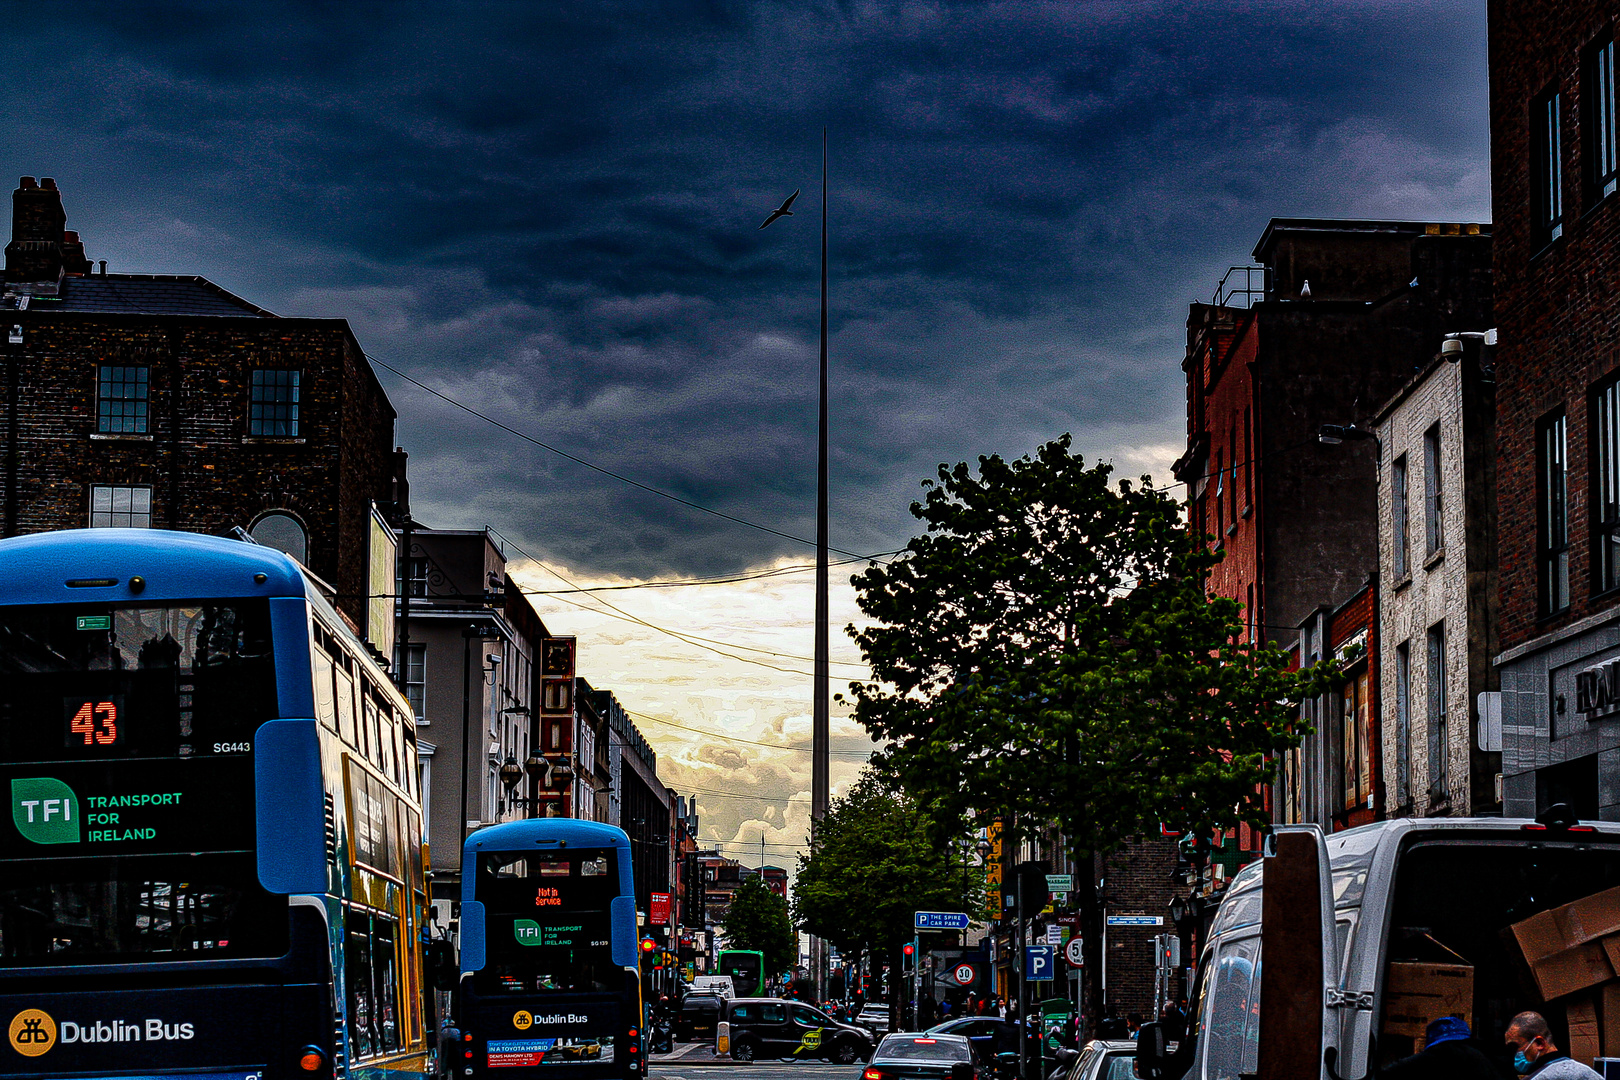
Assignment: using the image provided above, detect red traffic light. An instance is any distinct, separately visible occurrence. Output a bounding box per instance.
[640,937,658,953]
[902,944,915,957]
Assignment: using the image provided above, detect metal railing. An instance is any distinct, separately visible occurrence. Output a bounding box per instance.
[1213,265,1267,309]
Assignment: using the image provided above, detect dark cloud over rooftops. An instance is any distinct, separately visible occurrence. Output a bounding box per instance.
[0,1,1489,576]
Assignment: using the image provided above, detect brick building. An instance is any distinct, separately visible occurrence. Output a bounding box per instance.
[1490,1,1620,820]
[0,176,399,646]
[1373,351,1500,818]
[1174,218,1493,829]
[1284,582,1379,829]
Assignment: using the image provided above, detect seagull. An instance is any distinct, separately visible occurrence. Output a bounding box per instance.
[759,189,799,229]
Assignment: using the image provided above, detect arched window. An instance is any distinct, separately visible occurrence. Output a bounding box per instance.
[251,510,308,563]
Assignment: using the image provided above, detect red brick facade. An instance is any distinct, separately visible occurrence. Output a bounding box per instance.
[1490,0,1620,649]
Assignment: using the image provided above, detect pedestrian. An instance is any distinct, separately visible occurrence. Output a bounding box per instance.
[1374,1017,1506,1080]
[1127,1013,1143,1039]
[1503,1011,1601,1079]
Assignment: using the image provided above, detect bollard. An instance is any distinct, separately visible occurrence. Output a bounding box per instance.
[716,1020,730,1056]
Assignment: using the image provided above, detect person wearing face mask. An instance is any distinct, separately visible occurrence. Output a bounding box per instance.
[1503,1012,1601,1079]
[1377,1017,1510,1080]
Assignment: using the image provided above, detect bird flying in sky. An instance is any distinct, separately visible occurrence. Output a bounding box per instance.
[759,189,799,229]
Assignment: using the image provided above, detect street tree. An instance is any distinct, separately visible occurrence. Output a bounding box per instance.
[793,768,977,1014]
[843,435,1330,1017]
[721,876,797,978]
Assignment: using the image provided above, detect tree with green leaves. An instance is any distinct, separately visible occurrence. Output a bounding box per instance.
[721,876,797,978]
[847,433,1322,851]
[843,435,1329,1016]
[793,768,977,1013]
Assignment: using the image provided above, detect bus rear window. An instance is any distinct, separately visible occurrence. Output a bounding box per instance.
[0,601,277,761]
[473,848,622,996]
[0,852,288,966]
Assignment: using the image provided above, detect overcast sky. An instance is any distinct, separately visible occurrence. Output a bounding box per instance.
[0,1,1492,858]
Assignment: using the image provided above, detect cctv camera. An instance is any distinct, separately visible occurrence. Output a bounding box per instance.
[486,654,502,666]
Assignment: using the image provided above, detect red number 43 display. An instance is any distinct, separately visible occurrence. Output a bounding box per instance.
[66,698,121,747]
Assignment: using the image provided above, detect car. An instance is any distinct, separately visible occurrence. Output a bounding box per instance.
[861,1032,978,1080]
[925,1017,1021,1063]
[726,997,875,1064]
[675,992,725,1042]
[1060,1039,1135,1080]
[856,1004,894,1035]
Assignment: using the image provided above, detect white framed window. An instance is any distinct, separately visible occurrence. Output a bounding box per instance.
[1423,425,1444,556]
[1391,454,1410,578]
[89,484,152,528]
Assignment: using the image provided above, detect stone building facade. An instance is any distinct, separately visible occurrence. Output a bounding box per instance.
[1374,353,1499,818]
[1489,0,1620,819]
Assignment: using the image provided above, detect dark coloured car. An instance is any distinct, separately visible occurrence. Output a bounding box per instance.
[726,997,875,1064]
[926,1017,1022,1063]
[676,992,725,1042]
[861,1032,977,1080]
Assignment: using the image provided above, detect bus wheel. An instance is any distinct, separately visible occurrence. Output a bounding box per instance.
[731,1038,757,1062]
[830,1039,861,1065]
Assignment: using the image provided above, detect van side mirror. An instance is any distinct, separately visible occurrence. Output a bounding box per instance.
[1136,1022,1169,1079]
[425,938,458,990]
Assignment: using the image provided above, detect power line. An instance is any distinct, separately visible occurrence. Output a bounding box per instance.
[627,708,876,757]
[367,350,887,561]
[525,551,901,595]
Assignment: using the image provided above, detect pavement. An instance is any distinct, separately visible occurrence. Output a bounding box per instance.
[650,1042,739,1066]
[649,1059,849,1080]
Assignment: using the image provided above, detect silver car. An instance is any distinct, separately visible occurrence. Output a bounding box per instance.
[1063,1039,1136,1080]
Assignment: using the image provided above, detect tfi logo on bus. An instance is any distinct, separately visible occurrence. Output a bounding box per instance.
[10,778,80,845]
[514,919,542,946]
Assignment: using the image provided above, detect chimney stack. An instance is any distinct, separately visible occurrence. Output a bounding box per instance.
[5,175,90,283]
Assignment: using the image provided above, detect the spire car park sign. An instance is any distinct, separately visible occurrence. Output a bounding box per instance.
[914,911,970,931]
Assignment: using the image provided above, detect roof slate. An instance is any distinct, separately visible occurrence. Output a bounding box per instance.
[3,274,276,317]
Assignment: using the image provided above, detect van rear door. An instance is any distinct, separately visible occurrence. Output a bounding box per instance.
[1257,825,1337,1080]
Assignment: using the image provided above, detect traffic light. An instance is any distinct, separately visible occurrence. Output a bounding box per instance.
[902,943,914,957]
[640,937,658,957]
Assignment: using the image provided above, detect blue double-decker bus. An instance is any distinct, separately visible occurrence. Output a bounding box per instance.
[0,528,433,1080]
[457,819,642,1078]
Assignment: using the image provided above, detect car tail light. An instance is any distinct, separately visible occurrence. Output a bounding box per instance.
[863,1069,891,1080]
[297,1046,326,1072]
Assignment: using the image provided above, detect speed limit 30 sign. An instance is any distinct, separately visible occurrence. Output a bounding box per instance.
[1065,936,1085,967]
[952,963,976,986]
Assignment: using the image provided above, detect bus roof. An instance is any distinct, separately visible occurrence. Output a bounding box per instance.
[463,817,632,858]
[0,528,308,605]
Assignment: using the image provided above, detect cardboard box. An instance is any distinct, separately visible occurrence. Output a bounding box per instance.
[1530,941,1615,1001]
[1571,996,1601,1068]
[1600,983,1620,1057]
[1512,887,1620,963]
[1384,962,1473,1040]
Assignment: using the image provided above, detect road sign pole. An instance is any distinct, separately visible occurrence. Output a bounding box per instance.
[1016,867,1027,1080]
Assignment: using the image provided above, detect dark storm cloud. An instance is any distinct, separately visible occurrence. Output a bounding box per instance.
[0,1,1488,575]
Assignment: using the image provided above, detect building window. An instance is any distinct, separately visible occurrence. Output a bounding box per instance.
[96,365,148,434]
[1535,87,1565,244]
[1391,454,1410,578]
[249,368,300,437]
[397,556,428,598]
[89,484,152,528]
[1427,623,1448,804]
[1246,582,1256,644]
[1539,411,1570,614]
[1423,424,1443,556]
[398,643,426,721]
[1590,34,1620,202]
[1395,640,1412,809]
[1596,377,1620,593]
[1214,452,1225,536]
[1341,669,1371,813]
[1243,407,1253,508]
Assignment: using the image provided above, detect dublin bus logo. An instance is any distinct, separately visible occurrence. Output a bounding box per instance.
[8,1009,57,1057]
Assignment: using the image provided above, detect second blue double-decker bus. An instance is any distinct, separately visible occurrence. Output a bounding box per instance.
[458,819,642,1078]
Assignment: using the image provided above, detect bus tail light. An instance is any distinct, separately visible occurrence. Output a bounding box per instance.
[297,1046,326,1072]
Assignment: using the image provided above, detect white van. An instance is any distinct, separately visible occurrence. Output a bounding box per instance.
[689,975,736,999]
[1138,812,1620,1080]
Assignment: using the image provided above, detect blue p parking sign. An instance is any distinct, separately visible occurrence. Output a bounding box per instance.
[1025,945,1055,981]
